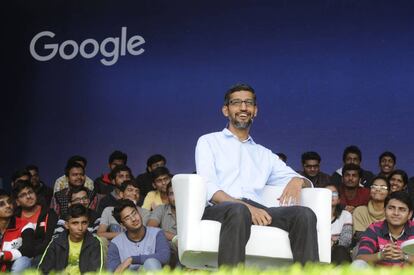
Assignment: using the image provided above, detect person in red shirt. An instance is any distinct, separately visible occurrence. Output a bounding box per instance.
[339,163,370,213]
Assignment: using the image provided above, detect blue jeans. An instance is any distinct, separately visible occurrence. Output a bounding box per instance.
[142,258,162,270]
[11,256,32,272]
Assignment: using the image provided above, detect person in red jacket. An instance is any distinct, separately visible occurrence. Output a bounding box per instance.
[0,189,35,272]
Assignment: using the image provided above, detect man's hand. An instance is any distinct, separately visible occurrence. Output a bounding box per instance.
[381,243,404,261]
[115,257,132,273]
[344,205,355,213]
[246,204,272,226]
[279,177,304,206]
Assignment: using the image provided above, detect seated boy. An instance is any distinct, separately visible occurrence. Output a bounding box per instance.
[38,204,104,273]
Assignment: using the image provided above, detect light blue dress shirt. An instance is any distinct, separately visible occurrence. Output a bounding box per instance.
[195,128,309,205]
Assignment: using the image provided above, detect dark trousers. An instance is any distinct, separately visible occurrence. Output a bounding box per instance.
[202,199,319,266]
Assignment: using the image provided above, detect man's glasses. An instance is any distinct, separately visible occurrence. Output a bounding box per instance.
[370,185,388,191]
[122,209,139,222]
[331,191,339,198]
[71,196,90,203]
[18,190,35,199]
[228,99,256,107]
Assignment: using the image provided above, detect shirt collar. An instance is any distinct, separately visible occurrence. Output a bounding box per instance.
[222,128,255,144]
[381,221,411,238]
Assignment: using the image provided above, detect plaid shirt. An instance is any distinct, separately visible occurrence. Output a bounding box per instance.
[50,187,98,219]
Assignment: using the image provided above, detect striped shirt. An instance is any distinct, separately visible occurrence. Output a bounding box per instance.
[357,220,414,266]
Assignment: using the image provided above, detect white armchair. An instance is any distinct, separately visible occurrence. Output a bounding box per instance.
[172,174,331,269]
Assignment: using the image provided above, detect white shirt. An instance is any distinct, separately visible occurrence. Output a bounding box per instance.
[195,128,309,204]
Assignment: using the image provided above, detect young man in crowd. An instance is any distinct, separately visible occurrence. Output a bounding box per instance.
[107,199,170,272]
[142,167,171,211]
[0,189,35,272]
[332,145,375,188]
[299,151,331,187]
[11,169,31,189]
[51,162,97,218]
[13,180,58,266]
[354,191,414,267]
[378,151,396,178]
[147,182,179,267]
[98,180,149,241]
[38,204,104,273]
[96,164,133,215]
[339,163,370,214]
[54,186,100,236]
[25,165,53,206]
[53,155,95,193]
[94,150,128,195]
[136,154,166,205]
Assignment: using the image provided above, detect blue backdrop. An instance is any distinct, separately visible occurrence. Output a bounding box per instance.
[2,0,414,187]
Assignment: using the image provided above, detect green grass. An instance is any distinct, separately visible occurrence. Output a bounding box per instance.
[21,263,414,274]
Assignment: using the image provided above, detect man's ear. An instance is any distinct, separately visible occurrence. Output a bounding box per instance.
[222,105,229,117]
[253,106,258,118]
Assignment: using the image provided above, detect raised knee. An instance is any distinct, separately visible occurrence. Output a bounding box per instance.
[226,203,251,223]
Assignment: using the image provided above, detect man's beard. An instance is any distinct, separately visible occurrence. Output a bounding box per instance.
[230,113,254,129]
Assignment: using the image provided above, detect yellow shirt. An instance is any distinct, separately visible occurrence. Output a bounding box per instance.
[65,237,83,275]
[142,191,166,210]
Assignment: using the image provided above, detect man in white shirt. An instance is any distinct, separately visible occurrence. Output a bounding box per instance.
[195,83,319,266]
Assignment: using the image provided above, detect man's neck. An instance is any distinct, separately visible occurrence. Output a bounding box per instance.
[343,186,358,199]
[127,226,145,241]
[388,223,405,238]
[228,125,250,141]
[0,218,10,232]
[22,204,40,216]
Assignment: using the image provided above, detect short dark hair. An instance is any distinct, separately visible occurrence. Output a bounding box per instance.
[389,169,408,186]
[12,180,34,199]
[119,180,140,193]
[276,153,287,163]
[68,186,89,202]
[25,165,39,172]
[342,145,362,162]
[65,204,89,221]
[113,199,136,224]
[67,155,88,167]
[0,189,11,199]
[109,150,128,165]
[301,151,321,164]
[224,83,256,105]
[370,175,390,192]
[379,151,396,164]
[109,165,133,180]
[342,163,361,178]
[11,169,31,183]
[151,167,171,181]
[146,154,166,167]
[64,162,85,177]
[385,191,413,212]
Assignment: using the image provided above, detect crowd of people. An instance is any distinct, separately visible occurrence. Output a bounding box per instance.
[1,83,414,272]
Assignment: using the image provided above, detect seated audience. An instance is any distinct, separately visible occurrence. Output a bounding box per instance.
[147,182,179,267]
[339,163,370,213]
[325,184,352,264]
[352,176,388,245]
[25,165,53,206]
[38,204,104,273]
[332,145,374,188]
[13,180,58,266]
[51,162,97,218]
[54,186,100,236]
[98,180,149,241]
[354,191,414,267]
[299,151,331,187]
[0,189,35,272]
[142,167,171,211]
[107,199,170,272]
[94,150,128,195]
[378,151,396,178]
[97,164,132,215]
[53,155,94,193]
[136,154,166,205]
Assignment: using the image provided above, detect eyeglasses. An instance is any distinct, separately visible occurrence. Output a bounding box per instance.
[331,191,339,197]
[228,99,256,107]
[122,209,139,222]
[71,196,90,203]
[18,190,35,199]
[370,185,388,191]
